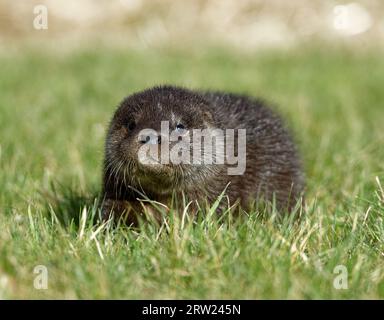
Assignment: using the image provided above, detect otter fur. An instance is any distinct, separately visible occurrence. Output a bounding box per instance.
[102,85,304,224]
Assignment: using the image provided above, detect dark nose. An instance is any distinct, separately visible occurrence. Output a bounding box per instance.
[139,133,162,144]
[139,135,150,144]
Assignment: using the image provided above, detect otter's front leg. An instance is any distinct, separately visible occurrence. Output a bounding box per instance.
[101,199,167,225]
[101,199,142,226]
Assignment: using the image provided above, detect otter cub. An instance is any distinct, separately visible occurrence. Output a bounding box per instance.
[102,85,304,224]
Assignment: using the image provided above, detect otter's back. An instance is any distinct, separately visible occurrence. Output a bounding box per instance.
[201,90,305,208]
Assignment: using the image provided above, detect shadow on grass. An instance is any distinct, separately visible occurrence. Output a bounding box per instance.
[39,181,102,228]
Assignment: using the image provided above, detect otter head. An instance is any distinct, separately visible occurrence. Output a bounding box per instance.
[105,86,221,196]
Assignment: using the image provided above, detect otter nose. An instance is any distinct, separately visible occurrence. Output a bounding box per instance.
[139,133,162,144]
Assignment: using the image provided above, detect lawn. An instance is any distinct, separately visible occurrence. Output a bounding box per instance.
[0,45,383,299]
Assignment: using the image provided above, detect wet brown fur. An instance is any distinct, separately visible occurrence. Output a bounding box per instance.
[102,85,304,224]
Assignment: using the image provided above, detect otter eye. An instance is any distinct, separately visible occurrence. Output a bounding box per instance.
[176,124,185,131]
[127,121,136,131]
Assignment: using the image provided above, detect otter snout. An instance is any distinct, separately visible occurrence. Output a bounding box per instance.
[139,131,163,145]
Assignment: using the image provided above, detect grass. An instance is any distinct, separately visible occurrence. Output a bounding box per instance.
[0,45,383,299]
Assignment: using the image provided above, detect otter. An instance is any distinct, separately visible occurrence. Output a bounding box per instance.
[102,85,304,224]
